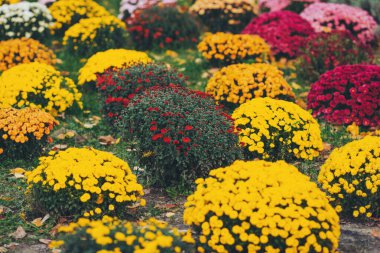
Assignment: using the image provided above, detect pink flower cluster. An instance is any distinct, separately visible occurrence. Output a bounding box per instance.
[242,11,314,58]
[308,65,380,127]
[301,3,377,44]
[259,0,319,12]
[119,0,176,19]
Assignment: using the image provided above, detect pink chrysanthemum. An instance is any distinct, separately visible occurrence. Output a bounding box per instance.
[301,3,377,44]
[259,0,319,12]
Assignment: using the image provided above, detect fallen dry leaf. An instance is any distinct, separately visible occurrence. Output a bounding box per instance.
[9,168,26,178]
[371,228,380,238]
[323,142,332,152]
[291,82,301,90]
[98,135,120,146]
[73,117,84,125]
[165,212,176,218]
[65,131,76,138]
[9,226,26,239]
[51,144,68,151]
[39,239,51,245]
[56,133,66,140]
[83,123,95,129]
[295,99,307,110]
[31,214,50,227]
[165,50,178,58]
[208,68,220,74]
[0,246,7,253]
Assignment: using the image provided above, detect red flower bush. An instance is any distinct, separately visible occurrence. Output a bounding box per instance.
[126,6,200,50]
[296,31,373,83]
[242,11,314,58]
[117,85,242,187]
[308,65,380,127]
[96,63,187,127]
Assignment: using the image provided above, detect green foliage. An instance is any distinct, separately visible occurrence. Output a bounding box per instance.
[97,63,187,127]
[117,85,242,187]
[296,31,373,85]
[126,6,200,50]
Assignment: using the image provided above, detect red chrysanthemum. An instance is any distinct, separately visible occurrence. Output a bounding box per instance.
[242,11,314,58]
[307,64,380,127]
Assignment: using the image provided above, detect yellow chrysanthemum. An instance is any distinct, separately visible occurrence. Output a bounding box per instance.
[0,107,58,159]
[184,160,340,253]
[206,63,295,108]
[319,136,380,219]
[78,49,152,85]
[0,38,57,72]
[63,16,127,56]
[232,97,323,161]
[50,217,191,252]
[0,62,82,115]
[26,148,145,217]
[198,32,270,66]
[49,0,111,34]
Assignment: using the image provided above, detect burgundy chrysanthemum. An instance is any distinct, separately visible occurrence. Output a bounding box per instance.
[242,11,314,58]
[307,65,380,127]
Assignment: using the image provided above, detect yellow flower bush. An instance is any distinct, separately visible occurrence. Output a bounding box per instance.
[26,147,145,217]
[198,32,270,66]
[206,63,295,109]
[50,216,193,253]
[63,16,127,57]
[78,49,152,85]
[0,62,82,115]
[319,136,380,219]
[49,0,110,34]
[0,107,58,160]
[0,38,57,72]
[0,0,20,5]
[190,0,258,33]
[184,160,341,253]
[232,97,323,161]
